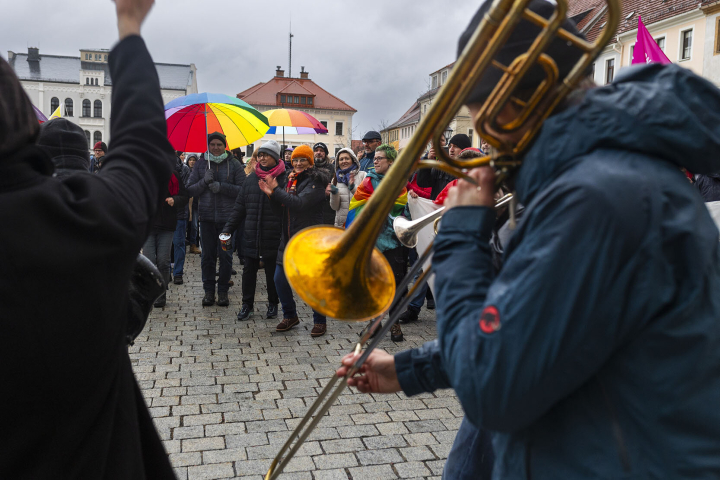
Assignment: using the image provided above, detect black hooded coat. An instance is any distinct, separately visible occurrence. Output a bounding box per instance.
[0,36,176,479]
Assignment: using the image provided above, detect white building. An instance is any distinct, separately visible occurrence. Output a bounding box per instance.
[8,47,198,147]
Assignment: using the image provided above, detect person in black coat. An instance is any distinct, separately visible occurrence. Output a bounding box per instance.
[259,144,332,337]
[142,169,188,307]
[223,140,286,321]
[416,133,471,200]
[0,1,176,478]
[312,141,336,225]
[186,131,245,307]
[37,118,90,178]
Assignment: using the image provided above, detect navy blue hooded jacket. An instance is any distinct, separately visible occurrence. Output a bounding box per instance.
[433,64,720,479]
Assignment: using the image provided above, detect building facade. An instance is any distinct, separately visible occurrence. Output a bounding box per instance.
[8,47,197,147]
[237,67,356,158]
[569,0,719,87]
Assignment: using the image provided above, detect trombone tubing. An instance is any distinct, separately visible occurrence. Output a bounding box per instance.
[265,245,435,480]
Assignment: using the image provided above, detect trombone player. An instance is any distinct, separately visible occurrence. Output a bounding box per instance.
[339,0,720,478]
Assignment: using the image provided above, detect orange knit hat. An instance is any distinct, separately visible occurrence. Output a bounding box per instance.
[291,144,314,165]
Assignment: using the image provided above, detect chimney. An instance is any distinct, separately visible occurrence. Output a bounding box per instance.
[27,47,40,62]
[275,66,285,77]
[300,66,309,79]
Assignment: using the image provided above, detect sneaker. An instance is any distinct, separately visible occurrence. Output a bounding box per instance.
[153,293,166,308]
[217,292,229,307]
[202,292,215,306]
[173,275,183,285]
[228,280,234,287]
[276,316,299,332]
[311,324,327,337]
[390,324,404,342]
[398,308,419,324]
[266,304,278,319]
[189,245,201,255]
[426,299,436,310]
[237,304,253,320]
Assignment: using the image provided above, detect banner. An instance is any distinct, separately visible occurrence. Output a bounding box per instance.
[632,16,671,65]
[407,196,442,295]
[707,201,720,240]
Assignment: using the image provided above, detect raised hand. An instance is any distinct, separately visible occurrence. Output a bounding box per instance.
[444,167,495,209]
[114,0,155,39]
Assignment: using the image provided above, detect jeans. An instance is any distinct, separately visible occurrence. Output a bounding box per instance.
[142,229,174,284]
[274,264,326,324]
[383,246,408,317]
[188,213,198,246]
[243,256,279,307]
[173,219,187,277]
[443,418,495,480]
[199,222,233,294]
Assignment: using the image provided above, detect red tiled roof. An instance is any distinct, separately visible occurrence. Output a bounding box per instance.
[278,81,314,96]
[237,76,356,112]
[581,0,709,42]
[388,101,421,130]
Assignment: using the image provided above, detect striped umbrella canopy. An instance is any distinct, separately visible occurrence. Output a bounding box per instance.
[263,108,328,135]
[165,93,269,152]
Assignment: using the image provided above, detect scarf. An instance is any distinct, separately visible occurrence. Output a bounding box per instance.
[168,172,179,196]
[335,163,358,185]
[286,171,300,194]
[346,171,408,229]
[207,151,229,164]
[255,160,286,180]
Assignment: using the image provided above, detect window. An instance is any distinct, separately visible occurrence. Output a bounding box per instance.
[335,147,341,156]
[656,37,665,52]
[630,45,635,63]
[335,122,343,136]
[82,99,91,117]
[301,97,306,104]
[680,29,693,61]
[104,55,108,61]
[320,121,328,134]
[85,78,89,85]
[308,97,313,105]
[84,130,91,145]
[280,95,286,103]
[294,96,299,104]
[50,97,59,114]
[441,70,448,85]
[715,18,720,55]
[605,58,615,85]
[94,131,102,144]
[246,144,254,156]
[94,100,102,118]
[468,128,474,140]
[64,98,74,117]
[95,78,99,86]
[432,75,438,89]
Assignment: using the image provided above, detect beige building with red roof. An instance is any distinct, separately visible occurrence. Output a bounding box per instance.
[237,66,356,158]
[568,0,720,87]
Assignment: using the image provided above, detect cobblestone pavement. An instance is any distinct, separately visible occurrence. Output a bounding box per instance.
[130,253,461,480]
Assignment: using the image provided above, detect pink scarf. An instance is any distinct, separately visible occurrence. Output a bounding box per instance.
[255,160,286,180]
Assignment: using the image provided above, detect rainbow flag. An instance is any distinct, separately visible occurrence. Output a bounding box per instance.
[346,175,408,228]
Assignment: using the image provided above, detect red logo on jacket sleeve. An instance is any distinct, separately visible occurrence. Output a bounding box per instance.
[479,306,501,334]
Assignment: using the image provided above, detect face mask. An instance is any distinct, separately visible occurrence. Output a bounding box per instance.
[208,151,228,164]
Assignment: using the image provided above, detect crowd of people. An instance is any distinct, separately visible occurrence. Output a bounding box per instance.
[3,0,720,479]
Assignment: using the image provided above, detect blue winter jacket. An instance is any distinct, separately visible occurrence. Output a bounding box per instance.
[434,64,720,479]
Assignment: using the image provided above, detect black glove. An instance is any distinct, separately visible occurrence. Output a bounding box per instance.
[127,254,165,345]
[209,182,221,194]
[204,169,214,185]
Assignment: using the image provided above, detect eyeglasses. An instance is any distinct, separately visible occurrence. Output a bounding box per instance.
[362,140,379,145]
[292,158,310,163]
[93,149,103,153]
[257,152,269,158]
[374,156,387,161]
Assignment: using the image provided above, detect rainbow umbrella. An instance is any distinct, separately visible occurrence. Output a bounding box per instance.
[165,93,269,152]
[33,105,48,124]
[263,108,328,147]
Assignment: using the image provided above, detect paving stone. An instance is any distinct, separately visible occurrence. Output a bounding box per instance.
[313,452,358,470]
[394,461,431,478]
[202,447,247,463]
[320,437,364,454]
[187,462,234,479]
[169,452,203,467]
[347,464,398,480]
[362,435,408,449]
[356,448,403,465]
[181,437,225,452]
[313,469,350,480]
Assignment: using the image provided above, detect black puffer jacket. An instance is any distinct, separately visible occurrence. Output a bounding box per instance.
[153,171,188,231]
[186,152,245,223]
[416,165,456,201]
[314,159,336,225]
[696,173,720,202]
[223,169,288,259]
[269,167,332,265]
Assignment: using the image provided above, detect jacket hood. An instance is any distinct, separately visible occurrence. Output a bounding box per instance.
[516,64,720,204]
[335,147,360,169]
[52,154,90,174]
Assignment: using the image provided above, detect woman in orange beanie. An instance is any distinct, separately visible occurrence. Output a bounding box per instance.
[259,144,332,337]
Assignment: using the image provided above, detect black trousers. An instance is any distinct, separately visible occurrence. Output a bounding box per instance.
[242,255,279,307]
[383,246,409,317]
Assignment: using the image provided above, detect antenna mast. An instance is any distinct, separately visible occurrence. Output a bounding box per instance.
[289,18,294,78]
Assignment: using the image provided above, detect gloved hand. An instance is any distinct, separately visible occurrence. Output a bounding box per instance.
[204,169,214,185]
[208,182,221,194]
[330,185,339,194]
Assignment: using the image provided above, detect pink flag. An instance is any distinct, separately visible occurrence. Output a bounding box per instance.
[632,16,671,65]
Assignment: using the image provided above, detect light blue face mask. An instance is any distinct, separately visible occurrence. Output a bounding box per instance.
[207,151,229,164]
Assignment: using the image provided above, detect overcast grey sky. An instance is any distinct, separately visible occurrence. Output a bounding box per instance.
[1,0,480,138]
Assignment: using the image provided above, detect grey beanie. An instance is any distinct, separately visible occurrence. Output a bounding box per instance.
[257,140,281,161]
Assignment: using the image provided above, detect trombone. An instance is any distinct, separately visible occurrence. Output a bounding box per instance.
[266,0,620,477]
